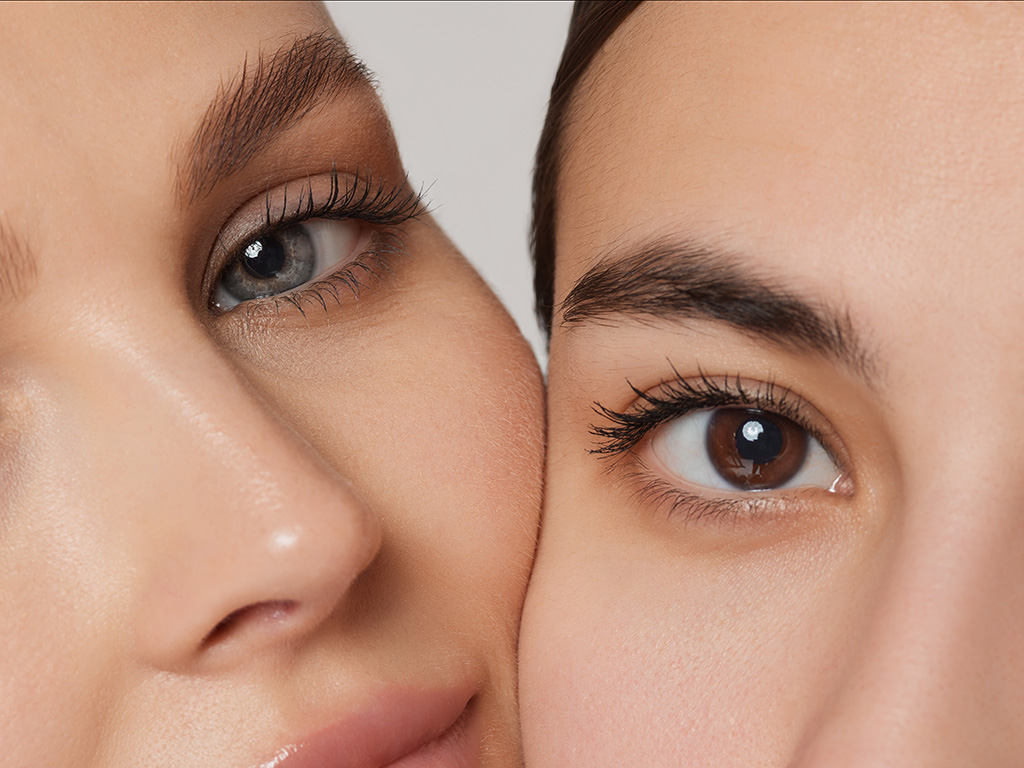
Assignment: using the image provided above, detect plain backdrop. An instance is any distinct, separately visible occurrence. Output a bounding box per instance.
[326,1,573,362]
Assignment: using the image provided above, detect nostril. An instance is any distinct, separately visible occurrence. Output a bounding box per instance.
[201,599,299,649]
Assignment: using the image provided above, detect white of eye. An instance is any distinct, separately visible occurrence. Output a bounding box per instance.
[650,409,841,493]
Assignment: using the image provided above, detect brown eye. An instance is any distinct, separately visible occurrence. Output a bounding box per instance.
[650,405,841,494]
[706,408,808,490]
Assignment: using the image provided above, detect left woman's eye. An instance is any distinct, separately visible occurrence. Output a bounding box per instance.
[212,217,363,310]
[650,407,842,492]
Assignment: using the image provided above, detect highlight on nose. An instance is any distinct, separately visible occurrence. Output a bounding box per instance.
[108,337,384,672]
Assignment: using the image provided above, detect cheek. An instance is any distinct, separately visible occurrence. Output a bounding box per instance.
[520,485,882,767]
[0,565,113,766]
[0,457,123,765]
[222,258,545,628]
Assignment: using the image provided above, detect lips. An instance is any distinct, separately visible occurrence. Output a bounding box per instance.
[258,684,480,768]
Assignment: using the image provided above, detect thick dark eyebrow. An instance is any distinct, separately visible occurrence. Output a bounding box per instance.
[0,218,36,303]
[560,238,879,383]
[179,31,374,203]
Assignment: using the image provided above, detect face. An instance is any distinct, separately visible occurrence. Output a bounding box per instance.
[521,2,1024,765]
[0,3,543,767]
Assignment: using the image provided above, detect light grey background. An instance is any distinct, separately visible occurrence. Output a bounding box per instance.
[326,1,573,362]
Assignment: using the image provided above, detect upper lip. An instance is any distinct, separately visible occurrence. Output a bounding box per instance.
[255,683,475,768]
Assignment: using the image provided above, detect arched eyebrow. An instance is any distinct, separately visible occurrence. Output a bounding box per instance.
[178,31,375,203]
[559,237,880,385]
[0,218,36,303]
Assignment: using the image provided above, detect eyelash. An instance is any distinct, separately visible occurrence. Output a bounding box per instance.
[211,166,425,316]
[590,368,844,522]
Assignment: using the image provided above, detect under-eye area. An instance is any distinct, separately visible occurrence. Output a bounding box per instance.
[590,370,853,525]
[205,167,424,317]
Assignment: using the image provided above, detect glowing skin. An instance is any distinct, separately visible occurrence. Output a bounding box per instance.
[0,3,542,767]
[521,2,1024,765]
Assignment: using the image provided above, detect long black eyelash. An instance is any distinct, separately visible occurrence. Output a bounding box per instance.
[590,365,806,457]
[592,367,849,524]
[215,166,427,316]
[252,228,406,319]
[259,164,426,233]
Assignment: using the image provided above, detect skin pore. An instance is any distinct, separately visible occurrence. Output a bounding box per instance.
[0,3,542,767]
[521,2,1024,766]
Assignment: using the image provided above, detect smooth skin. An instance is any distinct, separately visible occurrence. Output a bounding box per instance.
[521,3,1024,765]
[0,3,543,766]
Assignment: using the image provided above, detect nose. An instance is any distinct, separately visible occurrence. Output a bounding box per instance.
[82,322,382,673]
[789,481,1024,766]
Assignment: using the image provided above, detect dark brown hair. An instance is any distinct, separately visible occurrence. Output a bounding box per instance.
[531,0,643,336]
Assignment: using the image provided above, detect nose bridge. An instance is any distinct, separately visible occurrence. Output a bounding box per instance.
[76,316,381,671]
[791,430,1024,765]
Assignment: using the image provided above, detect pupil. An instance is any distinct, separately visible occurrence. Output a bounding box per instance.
[734,415,784,463]
[242,237,286,279]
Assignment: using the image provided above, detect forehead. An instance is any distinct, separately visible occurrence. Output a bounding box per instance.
[0,3,346,211]
[556,1,1024,311]
[0,3,333,107]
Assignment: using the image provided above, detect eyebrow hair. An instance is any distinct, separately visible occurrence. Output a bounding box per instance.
[0,218,36,303]
[179,31,374,202]
[559,238,879,382]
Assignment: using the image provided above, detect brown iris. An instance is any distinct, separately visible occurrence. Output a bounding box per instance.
[705,408,808,490]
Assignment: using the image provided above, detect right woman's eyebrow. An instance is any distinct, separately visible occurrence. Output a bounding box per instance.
[559,237,880,385]
[177,31,375,203]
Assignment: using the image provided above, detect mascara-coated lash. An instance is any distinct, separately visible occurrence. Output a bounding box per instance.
[244,228,407,319]
[254,165,425,234]
[590,368,852,524]
[590,367,844,472]
[207,166,426,315]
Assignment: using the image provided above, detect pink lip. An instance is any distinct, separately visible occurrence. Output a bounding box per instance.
[258,684,479,768]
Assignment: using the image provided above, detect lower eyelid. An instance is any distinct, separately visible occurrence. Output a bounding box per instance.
[619,463,810,526]
[589,373,858,525]
[235,228,409,320]
[202,169,421,308]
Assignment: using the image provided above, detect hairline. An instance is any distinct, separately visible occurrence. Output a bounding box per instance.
[530,0,645,337]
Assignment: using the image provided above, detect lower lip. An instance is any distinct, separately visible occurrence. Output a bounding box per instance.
[384,701,479,768]
[270,687,481,768]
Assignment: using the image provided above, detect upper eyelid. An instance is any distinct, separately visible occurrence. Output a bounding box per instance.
[215,169,420,254]
[202,169,422,304]
[590,372,850,474]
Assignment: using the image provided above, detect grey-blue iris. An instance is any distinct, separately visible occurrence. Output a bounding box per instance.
[221,223,317,301]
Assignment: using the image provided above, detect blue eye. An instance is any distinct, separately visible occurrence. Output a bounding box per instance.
[650,407,841,493]
[212,217,362,311]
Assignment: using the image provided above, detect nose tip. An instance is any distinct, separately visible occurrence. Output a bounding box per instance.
[103,333,387,672]
[134,467,382,671]
[63,310,387,676]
